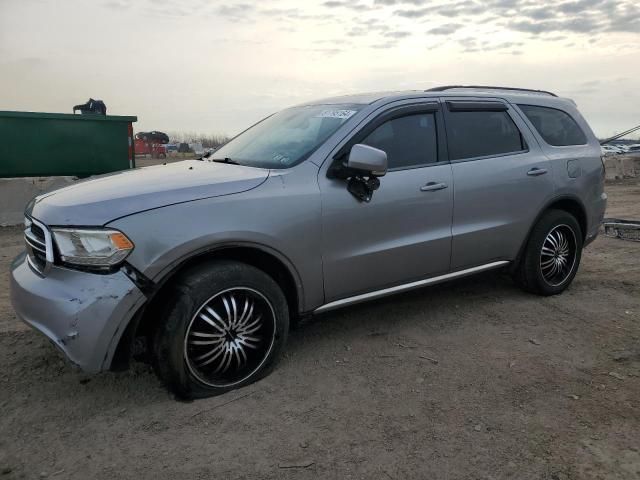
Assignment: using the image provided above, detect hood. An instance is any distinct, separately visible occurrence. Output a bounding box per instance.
[29,160,269,226]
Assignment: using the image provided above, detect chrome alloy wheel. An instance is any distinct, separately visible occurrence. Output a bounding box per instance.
[540,224,577,287]
[184,287,276,388]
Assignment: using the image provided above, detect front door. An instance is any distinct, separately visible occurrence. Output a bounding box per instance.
[319,103,453,303]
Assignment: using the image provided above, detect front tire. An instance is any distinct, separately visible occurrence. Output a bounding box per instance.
[153,260,289,399]
[515,209,583,296]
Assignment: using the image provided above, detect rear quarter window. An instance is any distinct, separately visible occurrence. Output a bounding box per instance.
[518,104,587,146]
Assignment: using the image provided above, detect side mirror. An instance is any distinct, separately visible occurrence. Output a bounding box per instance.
[347,144,387,177]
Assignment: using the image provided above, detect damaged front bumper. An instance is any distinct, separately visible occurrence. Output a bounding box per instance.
[9,252,147,373]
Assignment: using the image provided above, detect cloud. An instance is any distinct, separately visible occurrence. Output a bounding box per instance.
[508,20,549,34]
[344,17,393,37]
[394,7,430,18]
[260,7,334,22]
[431,0,488,16]
[370,41,397,49]
[217,3,254,20]
[457,37,478,48]
[348,26,372,37]
[296,47,345,56]
[455,37,524,53]
[557,0,606,13]
[323,0,347,6]
[508,17,604,34]
[355,18,392,31]
[102,0,131,9]
[199,0,640,56]
[374,0,429,4]
[427,23,463,35]
[383,30,412,38]
[385,0,640,36]
[321,0,374,10]
[523,7,556,20]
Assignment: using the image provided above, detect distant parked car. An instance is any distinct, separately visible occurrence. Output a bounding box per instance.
[628,144,640,152]
[189,142,205,156]
[201,147,218,158]
[601,145,622,155]
[614,144,630,153]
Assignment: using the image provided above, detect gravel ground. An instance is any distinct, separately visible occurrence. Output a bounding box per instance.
[1,180,639,480]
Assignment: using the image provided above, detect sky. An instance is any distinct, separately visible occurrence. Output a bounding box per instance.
[0,0,639,138]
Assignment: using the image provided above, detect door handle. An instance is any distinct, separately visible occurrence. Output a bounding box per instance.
[527,167,548,176]
[420,182,448,192]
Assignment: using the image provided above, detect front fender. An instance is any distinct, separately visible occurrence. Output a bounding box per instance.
[107,169,324,312]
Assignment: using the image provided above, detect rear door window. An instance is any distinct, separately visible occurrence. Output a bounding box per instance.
[517,104,587,146]
[445,110,526,161]
[361,113,438,169]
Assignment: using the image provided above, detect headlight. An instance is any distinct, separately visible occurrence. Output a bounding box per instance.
[52,228,134,268]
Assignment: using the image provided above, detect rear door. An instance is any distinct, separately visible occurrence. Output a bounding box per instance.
[442,98,556,270]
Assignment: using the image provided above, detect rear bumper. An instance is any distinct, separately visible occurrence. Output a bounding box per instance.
[9,252,146,373]
[585,191,607,247]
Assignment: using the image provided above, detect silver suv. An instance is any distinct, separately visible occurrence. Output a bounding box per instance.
[10,86,607,398]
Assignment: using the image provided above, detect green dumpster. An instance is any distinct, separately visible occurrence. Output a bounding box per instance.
[0,111,137,178]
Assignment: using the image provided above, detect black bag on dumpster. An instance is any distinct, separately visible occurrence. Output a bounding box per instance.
[147,131,170,143]
[73,98,107,115]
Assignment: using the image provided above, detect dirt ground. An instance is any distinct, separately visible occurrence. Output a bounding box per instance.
[1,181,639,480]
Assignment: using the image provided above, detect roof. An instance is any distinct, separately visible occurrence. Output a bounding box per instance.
[301,86,573,108]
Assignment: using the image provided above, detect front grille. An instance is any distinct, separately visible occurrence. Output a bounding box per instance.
[24,218,52,274]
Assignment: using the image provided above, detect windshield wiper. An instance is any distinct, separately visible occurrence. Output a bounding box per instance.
[211,157,240,165]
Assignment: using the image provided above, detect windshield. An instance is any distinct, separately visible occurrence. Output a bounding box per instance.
[211,104,363,169]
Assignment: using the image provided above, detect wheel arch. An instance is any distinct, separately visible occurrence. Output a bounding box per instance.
[110,242,304,370]
[542,196,588,240]
[513,195,588,269]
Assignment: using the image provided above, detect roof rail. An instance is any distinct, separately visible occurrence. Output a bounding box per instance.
[426,85,557,97]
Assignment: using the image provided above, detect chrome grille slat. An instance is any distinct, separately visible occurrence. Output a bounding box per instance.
[24,232,46,253]
[30,224,45,242]
[27,253,46,273]
[24,217,53,275]
[25,229,45,243]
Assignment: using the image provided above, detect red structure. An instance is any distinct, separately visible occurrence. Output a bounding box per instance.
[134,131,169,159]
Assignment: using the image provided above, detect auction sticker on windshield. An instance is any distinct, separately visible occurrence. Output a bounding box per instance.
[314,109,357,119]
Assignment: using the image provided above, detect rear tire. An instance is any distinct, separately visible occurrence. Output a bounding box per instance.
[515,209,583,296]
[153,260,289,399]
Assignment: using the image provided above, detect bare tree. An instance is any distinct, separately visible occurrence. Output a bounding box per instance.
[167,131,231,148]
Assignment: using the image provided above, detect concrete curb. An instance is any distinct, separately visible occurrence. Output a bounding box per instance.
[604,155,639,181]
[0,177,76,226]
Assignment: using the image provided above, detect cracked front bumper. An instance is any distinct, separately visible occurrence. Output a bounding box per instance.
[9,252,146,373]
